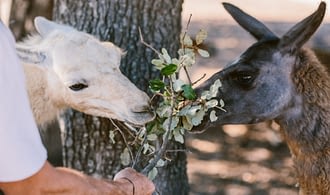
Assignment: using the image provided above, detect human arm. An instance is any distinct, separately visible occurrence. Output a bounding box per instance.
[0,162,154,195]
[0,20,154,195]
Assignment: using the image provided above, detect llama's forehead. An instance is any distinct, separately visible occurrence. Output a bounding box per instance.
[51,33,121,72]
[48,33,122,83]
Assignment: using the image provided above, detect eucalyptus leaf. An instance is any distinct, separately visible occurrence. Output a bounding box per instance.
[120,148,131,166]
[181,34,193,46]
[156,159,166,167]
[174,133,184,144]
[109,130,116,144]
[196,29,208,45]
[178,104,192,116]
[160,64,178,76]
[210,110,218,122]
[161,48,172,64]
[182,84,197,100]
[151,59,165,67]
[162,117,179,131]
[184,115,193,130]
[191,109,206,126]
[186,105,201,116]
[147,134,158,141]
[206,99,218,109]
[219,99,225,107]
[209,79,222,97]
[197,49,210,58]
[156,104,172,118]
[149,79,165,91]
[173,79,185,92]
[148,167,158,181]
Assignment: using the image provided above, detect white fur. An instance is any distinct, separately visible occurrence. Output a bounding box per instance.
[17,17,154,126]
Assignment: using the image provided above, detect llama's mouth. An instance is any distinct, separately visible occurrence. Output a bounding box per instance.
[126,110,156,127]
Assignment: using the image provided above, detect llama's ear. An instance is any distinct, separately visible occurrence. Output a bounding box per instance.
[16,46,49,65]
[34,16,73,37]
[222,2,278,40]
[279,2,326,53]
[101,42,124,65]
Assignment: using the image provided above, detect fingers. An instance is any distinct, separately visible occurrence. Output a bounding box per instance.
[114,168,155,195]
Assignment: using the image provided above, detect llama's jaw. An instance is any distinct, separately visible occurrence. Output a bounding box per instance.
[78,104,155,126]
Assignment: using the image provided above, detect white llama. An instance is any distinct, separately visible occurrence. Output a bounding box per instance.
[16,17,154,126]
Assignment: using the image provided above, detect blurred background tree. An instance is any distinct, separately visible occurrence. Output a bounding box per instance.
[4,0,189,194]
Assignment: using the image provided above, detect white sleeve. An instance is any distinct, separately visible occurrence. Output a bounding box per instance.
[0,21,47,182]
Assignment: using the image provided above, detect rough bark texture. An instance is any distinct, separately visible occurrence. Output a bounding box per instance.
[53,0,188,194]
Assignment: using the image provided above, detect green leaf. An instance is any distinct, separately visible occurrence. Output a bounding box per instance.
[197,49,210,58]
[160,64,178,76]
[210,110,218,122]
[149,79,165,91]
[196,29,208,45]
[182,84,197,100]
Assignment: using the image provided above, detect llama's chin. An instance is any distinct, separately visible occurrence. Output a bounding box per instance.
[125,111,156,127]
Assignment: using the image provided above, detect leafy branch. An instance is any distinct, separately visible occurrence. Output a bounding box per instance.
[114,24,226,180]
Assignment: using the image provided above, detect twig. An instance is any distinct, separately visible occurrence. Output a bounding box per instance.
[192,73,206,86]
[181,14,192,50]
[183,66,192,85]
[109,119,134,163]
[132,127,148,169]
[141,78,176,175]
[139,27,161,56]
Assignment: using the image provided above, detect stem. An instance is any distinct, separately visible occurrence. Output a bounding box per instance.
[109,119,134,164]
[192,73,206,86]
[183,66,192,85]
[139,27,161,56]
[141,77,176,175]
[132,128,148,169]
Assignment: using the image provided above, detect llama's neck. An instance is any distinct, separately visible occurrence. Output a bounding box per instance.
[276,49,330,194]
[23,63,65,126]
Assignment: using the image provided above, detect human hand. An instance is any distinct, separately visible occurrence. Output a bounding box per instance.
[0,162,147,195]
[114,167,155,195]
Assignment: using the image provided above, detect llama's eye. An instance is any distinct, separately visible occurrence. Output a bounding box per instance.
[230,71,257,89]
[69,83,88,91]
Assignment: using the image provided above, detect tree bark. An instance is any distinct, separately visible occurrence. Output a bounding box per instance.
[53,0,188,194]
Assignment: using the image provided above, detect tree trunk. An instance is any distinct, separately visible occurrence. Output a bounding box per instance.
[53,0,188,194]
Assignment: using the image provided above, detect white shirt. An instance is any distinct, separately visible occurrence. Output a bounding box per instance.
[0,21,47,182]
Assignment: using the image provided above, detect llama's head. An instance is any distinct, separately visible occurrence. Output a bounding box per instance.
[194,2,326,131]
[17,17,154,126]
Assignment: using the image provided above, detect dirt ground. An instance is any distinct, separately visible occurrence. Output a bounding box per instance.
[183,1,330,195]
